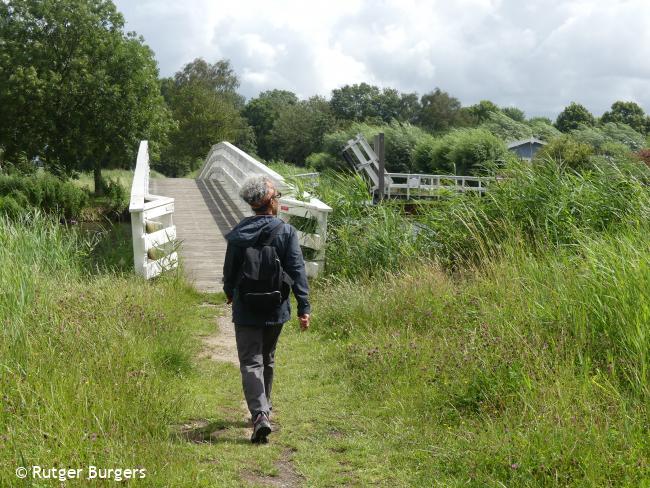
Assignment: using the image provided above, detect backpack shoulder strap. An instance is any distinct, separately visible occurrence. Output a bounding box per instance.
[259,221,285,247]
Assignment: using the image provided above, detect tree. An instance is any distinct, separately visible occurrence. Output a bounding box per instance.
[502,106,526,122]
[267,96,336,165]
[601,101,647,134]
[481,111,532,141]
[417,88,468,134]
[160,58,252,176]
[243,90,298,160]
[529,116,553,125]
[571,122,645,151]
[528,118,561,141]
[397,92,421,124]
[330,83,422,124]
[169,57,245,110]
[467,100,499,123]
[173,58,240,94]
[330,83,382,122]
[555,102,595,132]
[0,0,171,193]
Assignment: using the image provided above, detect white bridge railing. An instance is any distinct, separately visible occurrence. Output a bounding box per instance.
[129,141,178,279]
[198,141,332,277]
[343,134,496,199]
[384,173,493,199]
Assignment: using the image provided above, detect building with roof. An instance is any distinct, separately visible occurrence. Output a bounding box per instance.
[507,137,547,162]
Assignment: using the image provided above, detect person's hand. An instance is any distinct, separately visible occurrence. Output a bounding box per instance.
[226,295,233,305]
[298,313,310,331]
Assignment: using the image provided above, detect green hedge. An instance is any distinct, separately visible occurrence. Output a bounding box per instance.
[322,121,434,173]
[413,128,511,175]
[0,173,89,219]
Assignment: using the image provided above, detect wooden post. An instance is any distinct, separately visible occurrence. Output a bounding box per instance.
[375,132,385,201]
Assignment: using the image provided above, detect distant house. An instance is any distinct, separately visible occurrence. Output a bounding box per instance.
[507,137,547,162]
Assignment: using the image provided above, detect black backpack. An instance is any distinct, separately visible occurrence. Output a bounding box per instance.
[236,221,294,313]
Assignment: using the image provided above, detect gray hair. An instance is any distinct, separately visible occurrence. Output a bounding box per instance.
[239,175,275,207]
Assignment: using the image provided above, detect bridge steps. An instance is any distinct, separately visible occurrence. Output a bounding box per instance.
[149,177,245,293]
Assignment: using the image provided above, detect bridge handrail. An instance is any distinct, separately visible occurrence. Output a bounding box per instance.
[129,142,149,212]
[129,141,178,279]
[386,173,494,183]
[344,134,504,199]
[198,141,332,277]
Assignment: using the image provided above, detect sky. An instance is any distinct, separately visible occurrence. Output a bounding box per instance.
[113,0,650,119]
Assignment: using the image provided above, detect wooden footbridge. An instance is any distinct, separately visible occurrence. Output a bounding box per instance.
[128,136,497,289]
[128,141,332,291]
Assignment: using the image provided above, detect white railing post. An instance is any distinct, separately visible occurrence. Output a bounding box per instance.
[129,141,178,279]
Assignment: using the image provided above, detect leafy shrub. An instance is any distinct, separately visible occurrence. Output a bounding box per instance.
[534,135,593,170]
[0,173,89,219]
[413,128,510,175]
[480,111,532,141]
[104,177,128,213]
[152,156,191,178]
[412,138,454,174]
[0,195,24,218]
[322,120,434,172]
[571,122,645,151]
[636,148,650,167]
[305,152,345,171]
[528,117,561,141]
[1,152,39,175]
[600,122,646,150]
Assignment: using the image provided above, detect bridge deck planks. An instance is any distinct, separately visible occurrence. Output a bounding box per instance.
[149,178,245,293]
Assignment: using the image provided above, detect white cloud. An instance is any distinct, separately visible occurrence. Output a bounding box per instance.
[114,0,650,118]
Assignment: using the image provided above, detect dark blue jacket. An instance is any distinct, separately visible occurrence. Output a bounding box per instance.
[222,215,311,326]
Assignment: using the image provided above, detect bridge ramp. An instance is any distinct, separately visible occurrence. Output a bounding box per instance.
[149,177,247,292]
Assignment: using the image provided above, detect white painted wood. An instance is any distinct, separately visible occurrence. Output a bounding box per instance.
[296,230,324,250]
[144,252,179,279]
[129,140,177,280]
[144,225,177,249]
[129,141,149,212]
[345,135,496,198]
[143,202,174,220]
[197,141,332,277]
[304,261,321,277]
[130,208,146,274]
[385,173,493,194]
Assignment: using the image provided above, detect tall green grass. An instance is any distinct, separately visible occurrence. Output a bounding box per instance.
[311,158,650,277]
[0,211,218,486]
[310,232,649,485]
[297,156,650,484]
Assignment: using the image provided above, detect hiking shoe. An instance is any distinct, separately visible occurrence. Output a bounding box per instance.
[251,412,271,444]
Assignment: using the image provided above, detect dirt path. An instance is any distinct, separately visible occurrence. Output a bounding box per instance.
[196,304,303,487]
[198,305,240,366]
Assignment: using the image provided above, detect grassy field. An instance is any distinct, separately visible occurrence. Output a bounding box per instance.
[2,155,649,486]
[0,210,381,486]
[269,157,650,485]
[72,168,165,194]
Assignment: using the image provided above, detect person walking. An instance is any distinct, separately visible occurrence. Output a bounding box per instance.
[222,175,311,444]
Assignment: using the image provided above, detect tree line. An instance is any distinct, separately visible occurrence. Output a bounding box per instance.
[1,0,649,188]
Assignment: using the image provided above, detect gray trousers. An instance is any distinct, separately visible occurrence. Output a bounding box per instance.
[234,324,283,419]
